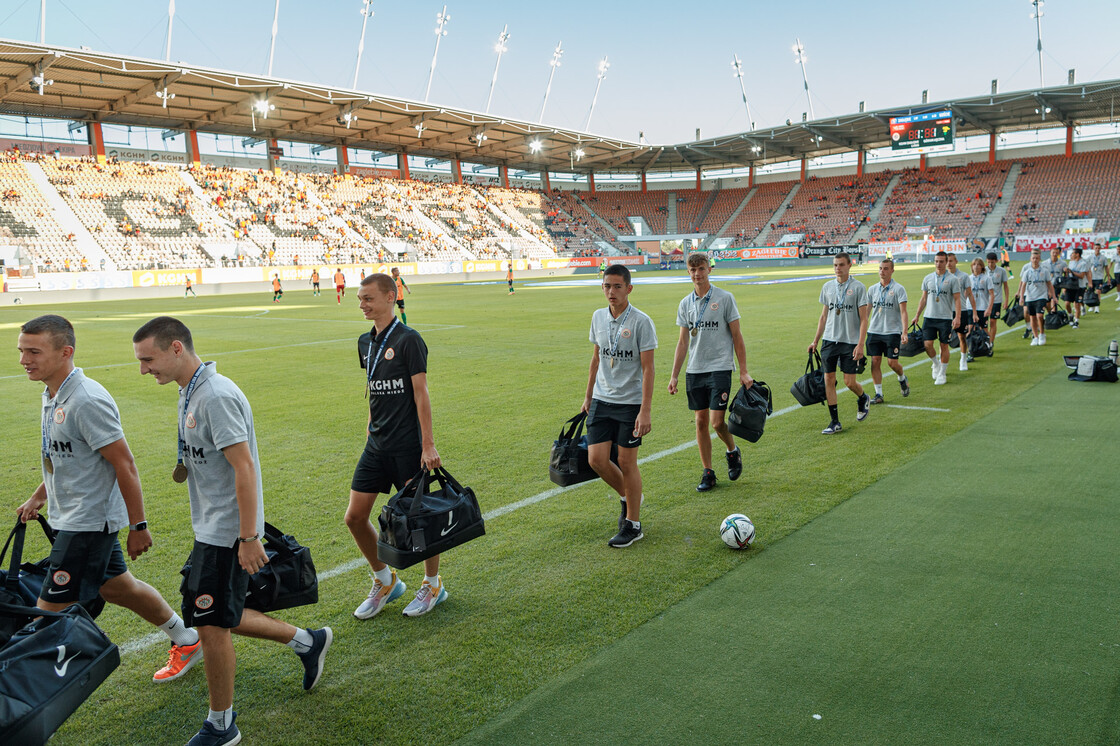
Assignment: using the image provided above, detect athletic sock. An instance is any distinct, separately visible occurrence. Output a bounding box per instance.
[628,520,641,531]
[159,613,198,647]
[424,574,440,589]
[898,375,907,384]
[874,383,883,396]
[287,628,314,655]
[828,404,839,422]
[373,566,393,587]
[401,312,408,324]
[207,707,233,731]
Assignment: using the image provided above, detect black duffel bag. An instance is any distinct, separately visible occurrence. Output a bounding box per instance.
[549,412,617,486]
[1084,287,1100,307]
[1054,275,1079,291]
[790,351,826,407]
[0,518,104,646]
[726,380,773,443]
[0,600,119,746]
[1002,300,1024,327]
[967,326,993,357]
[1044,307,1069,330]
[899,322,925,357]
[378,468,485,570]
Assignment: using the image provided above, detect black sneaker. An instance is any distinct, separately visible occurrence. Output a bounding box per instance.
[726,447,743,481]
[821,420,843,435]
[696,468,717,492]
[966,353,975,363]
[187,713,240,746]
[1022,328,1031,339]
[899,377,910,397]
[296,627,332,691]
[870,393,885,405]
[608,521,643,548]
[618,499,627,533]
[856,394,870,421]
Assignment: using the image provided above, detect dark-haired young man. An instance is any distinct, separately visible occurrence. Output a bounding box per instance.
[1087,243,1111,313]
[808,252,870,434]
[133,316,332,746]
[946,253,978,371]
[1067,247,1091,327]
[16,314,203,686]
[668,253,751,491]
[865,258,910,404]
[584,264,657,547]
[914,251,961,386]
[345,273,447,619]
[985,252,1010,352]
[1015,249,1055,346]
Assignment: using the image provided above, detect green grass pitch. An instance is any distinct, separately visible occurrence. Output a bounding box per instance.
[1,264,1117,744]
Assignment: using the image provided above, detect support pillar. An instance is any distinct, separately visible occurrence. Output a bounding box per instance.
[588,172,596,195]
[540,171,550,191]
[919,154,927,172]
[641,171,647,193]
[1065,125,1074,157]
[398,152,410,180]
[695,169,702,191]
[452,159,462,184]
[336,146,349,174]
[88,122,106,165]
[185,129,201,168]
[266,138,281,173]
[988,131,997,164]
[500,164,509,189]
[800,156,807,183]
[748,164,755,188]
[856,149,865,178]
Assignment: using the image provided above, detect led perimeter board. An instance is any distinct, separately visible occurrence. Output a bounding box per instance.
[889,110,954,153]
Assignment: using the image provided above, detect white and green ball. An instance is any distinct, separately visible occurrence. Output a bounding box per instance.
[720,514,756,549]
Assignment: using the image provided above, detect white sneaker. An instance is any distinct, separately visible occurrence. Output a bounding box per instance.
[402,577,448,617]
[930,360,939,380]
[934,370,947,385]
[353,572,407,620]
[959,358,968,371]
[1030,337,1039,346]
[1039,334,1046,345]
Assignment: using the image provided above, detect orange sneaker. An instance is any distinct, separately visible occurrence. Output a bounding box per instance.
[153,639,203,683]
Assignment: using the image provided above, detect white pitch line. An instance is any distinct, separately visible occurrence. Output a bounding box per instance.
[115,323,1025,657]
[885,404,951,412]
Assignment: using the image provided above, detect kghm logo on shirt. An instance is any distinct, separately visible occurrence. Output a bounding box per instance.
[694,320,720,330]
[369,378,406,392]
[602,349,634,361]
[50,440,73,453]
[829,302,857,312]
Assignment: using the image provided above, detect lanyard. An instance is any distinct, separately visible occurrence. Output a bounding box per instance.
[366,318,398,396]
[177,363,207,465]
[834,278,851,315]
[933,271,947,300]
[691,287,713,330]
[42,368,79,460]
[607,305,633,358]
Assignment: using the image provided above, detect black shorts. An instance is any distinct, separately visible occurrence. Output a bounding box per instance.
[351,438,423,495]
[685,370,733,411]
[922,318,953,344]
[820,340,858,374]
[39,529,128,604]
[180,540,249,629]
[990,302,1002,318]
[1063,288,1084,303]
[865,333,901,360]
[313,282,320,289]
[396,299,406,309]
[1025,298,1048,316]
[587,399,642,449]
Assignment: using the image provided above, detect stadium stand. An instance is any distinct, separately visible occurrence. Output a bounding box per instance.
[768,173,892,245]
[723,181,796,246]
[998,150,1120,235]
[867,162,1008,242]
[0,152,76,271]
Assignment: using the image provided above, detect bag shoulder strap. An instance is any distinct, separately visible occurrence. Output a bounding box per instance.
[2,520,27,592]
[560,411,587,441]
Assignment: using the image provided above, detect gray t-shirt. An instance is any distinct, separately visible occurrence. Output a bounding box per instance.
[179,362,265,547]
[40,368,129,532]
[968,273,994,312]
[951,269,975,310]
[1019,265,1052,302]
[675,285,741,374]
[1068,258,1090,288]
[867,280,907,335]
[921,271,961,320]
[819,278,869,344]
[1088,254,1108,280]
[590,304,658,405]
[986,266,1009,304]
[1042,257,1067,282]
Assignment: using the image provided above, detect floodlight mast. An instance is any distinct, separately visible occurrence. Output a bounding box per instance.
[539,42,563,123]
[267,0,280,76]
[584,56,609,132]
[424,5,451,102]
[731,54,755,130]
[165,0,175,61]
[485,25,510,114]
[39,0,45,44]
[1031,0,1045,87]
[352,0,375,90]
[793,38,814,120]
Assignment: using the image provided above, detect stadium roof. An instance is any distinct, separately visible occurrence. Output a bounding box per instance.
[3,38,1120,176]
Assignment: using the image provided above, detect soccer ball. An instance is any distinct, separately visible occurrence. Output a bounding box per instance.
[720,514,755,549]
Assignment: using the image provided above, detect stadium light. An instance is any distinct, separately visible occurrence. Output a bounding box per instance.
[250,98,275,131]
[1031,0,1045,87]
[156,89,176,108]
[267,0,281,76]
[528,139,543,154]
[539,41,563,123]
[731,54,755,131]
[165,0,175,61]
[31,69,53,95]
[424,5,451,103]
[161,129,179,141]
[584,56,610,132]
[485,24,510,114]
[352,0,375,90]
[39,0,45,44]
[793,38,815,120]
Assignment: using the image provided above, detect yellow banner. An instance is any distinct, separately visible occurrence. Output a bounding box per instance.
[132,269,201,288]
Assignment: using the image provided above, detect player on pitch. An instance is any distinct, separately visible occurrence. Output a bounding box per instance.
[133,317,332,746]
[667,253,751,492]
[865,258,910,404]
[390,266,411,324]
[345,274,448,619]
[808,252,871,434]
[334,268,346,305]
[16,314,204,685]
[985,252,1011,353]
[914,251,961,385]
[583,264,657,547]
[1015,249,1056,346]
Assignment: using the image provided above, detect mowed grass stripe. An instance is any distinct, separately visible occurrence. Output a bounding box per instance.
[458,366,1120,746]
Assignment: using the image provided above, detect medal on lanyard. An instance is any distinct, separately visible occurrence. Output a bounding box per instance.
[366,318,398,396]
[42,368,78,475]
[608,306,632,369]
[835,279,849,316]
[690,288,712,337]
[174,363,206,483]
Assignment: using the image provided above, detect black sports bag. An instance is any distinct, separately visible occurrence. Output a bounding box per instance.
[898,322,925,357]
[0,600,118,746]
[726,380,773,443]
[1044,308,1069,330]
[1083,287,1100,307]
[967,326,993,357]
[549,412,616,486]
[378,468,485,570]
[790,351,826,406]
[1002,300,1024,327]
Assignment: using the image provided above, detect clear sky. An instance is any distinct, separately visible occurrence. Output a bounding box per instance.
[3,0,1120,145]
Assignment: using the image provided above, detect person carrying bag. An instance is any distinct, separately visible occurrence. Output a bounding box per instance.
[790,351,827,407]
[378,468,485,570]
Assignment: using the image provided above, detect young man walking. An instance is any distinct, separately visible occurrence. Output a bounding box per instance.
[583,264,657,547]
[133,317,332,746]
[914,251,961,386]
[668,253,752,492]
[1087,243,1111,312]
[808,252,870,434]
[390,266,411,324]
[985,252,1010,351]
[865,258,911,404]
[16,314,203,686]
[1015,249,1056,346]
[1067,247,1091,328]
[344,274,447,620]
[946,253,978,370]
[311,269,321,297]
[334,268,346,305]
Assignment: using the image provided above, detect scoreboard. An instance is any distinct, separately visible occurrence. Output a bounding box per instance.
[889,110,954,153]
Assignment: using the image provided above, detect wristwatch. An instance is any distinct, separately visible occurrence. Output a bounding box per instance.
[129,521,148,532]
